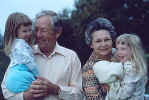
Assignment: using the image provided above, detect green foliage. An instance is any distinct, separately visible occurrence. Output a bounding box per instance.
[0,50,10,100]
[69,0,149,46]
[58,0,149,64]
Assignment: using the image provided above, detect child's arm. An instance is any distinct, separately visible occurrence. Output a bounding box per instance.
[11,39,37,75]
[112,62,142,99]
[11,39,33,65]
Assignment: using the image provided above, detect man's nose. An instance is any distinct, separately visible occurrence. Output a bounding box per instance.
[36,30,42,38]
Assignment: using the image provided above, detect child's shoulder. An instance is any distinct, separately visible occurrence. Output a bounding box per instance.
[124,61,133,68]
[123,61,136,73]
[14,39,29,47]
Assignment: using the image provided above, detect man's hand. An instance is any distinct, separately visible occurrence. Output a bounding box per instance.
[23,76,60,100]
[36,76,60,95]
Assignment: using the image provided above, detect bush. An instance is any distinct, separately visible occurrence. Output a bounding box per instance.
[0,51,10,100]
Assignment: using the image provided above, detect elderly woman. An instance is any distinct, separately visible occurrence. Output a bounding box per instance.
[82,17,117,100]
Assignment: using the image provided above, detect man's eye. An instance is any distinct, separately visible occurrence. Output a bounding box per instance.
[41,29,48,32]
[23,30,27,32]
[42,30,48,32]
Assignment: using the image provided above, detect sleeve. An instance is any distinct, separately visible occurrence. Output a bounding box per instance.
[10,40,32,65]
[112,63,140,100]
[10,39,37,74]
[1,66,24,100]
[58,52,83,100]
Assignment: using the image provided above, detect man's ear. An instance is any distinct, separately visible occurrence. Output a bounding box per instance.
[56,27,62,39]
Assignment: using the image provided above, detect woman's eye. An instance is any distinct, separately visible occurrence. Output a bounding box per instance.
[104,38,111,42]
[96,40,102,43]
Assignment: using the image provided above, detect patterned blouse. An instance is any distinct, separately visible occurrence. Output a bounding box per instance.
[82,52,110,100]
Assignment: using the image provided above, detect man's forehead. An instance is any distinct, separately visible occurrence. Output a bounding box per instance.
[36,16,52,27]
[37,16,52,23]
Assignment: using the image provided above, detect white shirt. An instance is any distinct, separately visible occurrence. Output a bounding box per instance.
[1,43,82,100]
[109,61,146,100]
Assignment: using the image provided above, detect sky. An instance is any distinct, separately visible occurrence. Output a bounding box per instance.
[0,0,75,35]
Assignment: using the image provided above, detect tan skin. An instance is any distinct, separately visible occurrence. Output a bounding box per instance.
[23,15,62,100]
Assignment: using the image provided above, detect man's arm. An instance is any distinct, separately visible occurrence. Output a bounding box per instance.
[58,53,82,100]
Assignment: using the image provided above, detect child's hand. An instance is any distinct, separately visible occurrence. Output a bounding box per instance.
[103,84,110,92]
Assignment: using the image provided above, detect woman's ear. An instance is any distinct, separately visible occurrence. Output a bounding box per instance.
[56,27,62,39]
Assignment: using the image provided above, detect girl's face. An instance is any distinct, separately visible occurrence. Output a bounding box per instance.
[17,24,32,44]
[91,29,112,58]
[116,41,132,63]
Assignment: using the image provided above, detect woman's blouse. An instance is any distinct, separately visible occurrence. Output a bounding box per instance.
[82,53,109,100]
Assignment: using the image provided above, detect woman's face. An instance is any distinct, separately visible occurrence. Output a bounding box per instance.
[17,24,32,44]
[91,29,113,58]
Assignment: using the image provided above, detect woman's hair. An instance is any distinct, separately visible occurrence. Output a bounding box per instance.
[4,12,32,56]
[116,33,147,77]
[85,17,117,46]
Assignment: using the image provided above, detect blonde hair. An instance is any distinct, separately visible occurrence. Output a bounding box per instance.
[116,33,147,77]
[4,12,32,56]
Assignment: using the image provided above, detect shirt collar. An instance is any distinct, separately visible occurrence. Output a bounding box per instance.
[33,42,65,57]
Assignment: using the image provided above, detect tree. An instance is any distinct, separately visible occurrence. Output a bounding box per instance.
[0,29,3,49]
[58,0,149,64]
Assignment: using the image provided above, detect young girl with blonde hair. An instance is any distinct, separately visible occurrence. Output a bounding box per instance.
[114,33,147,100]
[93,33,147,100]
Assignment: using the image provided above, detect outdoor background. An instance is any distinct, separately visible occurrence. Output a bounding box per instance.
[0,0,149,99]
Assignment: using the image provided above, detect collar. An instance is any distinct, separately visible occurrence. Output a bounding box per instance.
[124,60,132,65]
[33,42,65,57]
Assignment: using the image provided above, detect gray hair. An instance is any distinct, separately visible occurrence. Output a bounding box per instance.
[34,10,62,31]
[85,17,117,45]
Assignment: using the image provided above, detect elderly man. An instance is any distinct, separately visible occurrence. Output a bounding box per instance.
[1,10,82,100]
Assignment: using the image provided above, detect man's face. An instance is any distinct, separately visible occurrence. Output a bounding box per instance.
[35,16,57,54]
